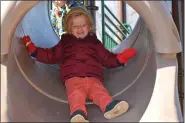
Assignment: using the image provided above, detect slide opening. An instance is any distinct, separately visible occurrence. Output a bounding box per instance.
[12,1,145,105]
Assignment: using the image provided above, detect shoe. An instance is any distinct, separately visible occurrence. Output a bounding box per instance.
[104,100,129,119]
[70,110,89,122]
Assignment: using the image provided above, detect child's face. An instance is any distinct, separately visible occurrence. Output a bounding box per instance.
[53,0,66,8]
[71,15,89,39]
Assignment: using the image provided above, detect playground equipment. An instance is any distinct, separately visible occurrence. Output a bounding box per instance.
[1,1,183,122]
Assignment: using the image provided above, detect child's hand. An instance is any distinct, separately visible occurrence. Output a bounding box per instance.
[117,48,137,64]
[21,35,36,54]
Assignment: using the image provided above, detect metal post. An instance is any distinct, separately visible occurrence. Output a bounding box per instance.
[101,0,105,44]
[86,0,96,30]
[117,1,123,23]
[172,0,184,115]
[122,1,126,23]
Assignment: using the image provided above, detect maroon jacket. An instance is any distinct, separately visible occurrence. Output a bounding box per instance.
[34,33,121,83]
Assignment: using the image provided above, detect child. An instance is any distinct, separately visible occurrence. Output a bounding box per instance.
[22,7,137,122]
[51,0,84,38]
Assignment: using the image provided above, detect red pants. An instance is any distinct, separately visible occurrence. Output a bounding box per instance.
[65,77,113,116]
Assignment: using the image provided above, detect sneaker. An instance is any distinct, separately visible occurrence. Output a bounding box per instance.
[104,100,129,119]
[70,110,89,122]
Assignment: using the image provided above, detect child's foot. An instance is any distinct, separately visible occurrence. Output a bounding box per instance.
[70,110,89,122]
[104,100,129,119]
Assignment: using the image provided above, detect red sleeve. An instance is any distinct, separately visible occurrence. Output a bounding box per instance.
[96,40,119,68]
[35,40,63,64]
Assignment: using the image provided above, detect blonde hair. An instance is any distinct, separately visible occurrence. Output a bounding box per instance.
[65,12,94,34]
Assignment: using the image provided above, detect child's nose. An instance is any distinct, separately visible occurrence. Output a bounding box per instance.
[78,27,83,33]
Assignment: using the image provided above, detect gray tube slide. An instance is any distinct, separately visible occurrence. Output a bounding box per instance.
[1,1,183,122]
